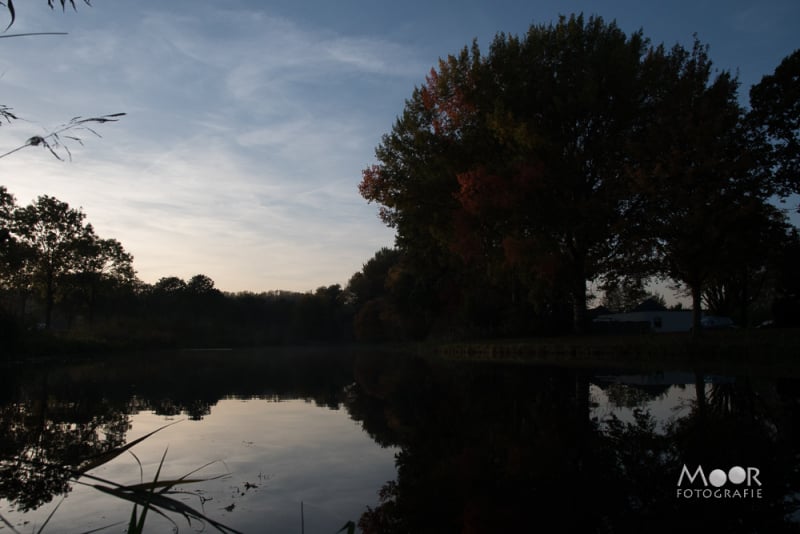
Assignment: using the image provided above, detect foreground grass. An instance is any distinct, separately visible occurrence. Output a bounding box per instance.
[0,422,242,534]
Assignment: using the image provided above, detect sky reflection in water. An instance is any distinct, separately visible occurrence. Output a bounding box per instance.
[1,397,398,534]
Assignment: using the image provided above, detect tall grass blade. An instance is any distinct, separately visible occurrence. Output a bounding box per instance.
[132,447,168,533]
[75,420,183,475]
[127,503,139,534]
[35,498,64,534]
[80,450,243,534]
[0,511,22,534]
[78,521,127,534]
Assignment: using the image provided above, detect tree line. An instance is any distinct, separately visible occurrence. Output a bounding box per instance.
[0,189,359,353]
[358,14,800,337]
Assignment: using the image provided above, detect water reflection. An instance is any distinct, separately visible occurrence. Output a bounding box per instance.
[0,349,383,532]
[2,350,800,533]
[346,355,800,533]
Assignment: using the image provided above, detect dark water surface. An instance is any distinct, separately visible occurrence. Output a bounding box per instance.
[1,348,799,533]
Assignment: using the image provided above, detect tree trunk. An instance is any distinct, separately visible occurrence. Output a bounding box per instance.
[740,266,749,328]
[694,372,707,417]
[44,270,54,329]
[691,284,703,337]
[572,275,587,335]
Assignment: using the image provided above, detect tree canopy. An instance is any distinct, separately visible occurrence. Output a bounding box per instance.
[0,188,135,328]
[360,14,794,335]
[749,49,800,204]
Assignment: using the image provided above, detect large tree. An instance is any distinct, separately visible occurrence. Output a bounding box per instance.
[360,15,649,334]
[7,194,134,328]
[624,40,779,332]
[11,196,94,327]
[749,49,800,204]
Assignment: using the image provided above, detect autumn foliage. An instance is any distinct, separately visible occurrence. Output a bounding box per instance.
[359,14,798,336]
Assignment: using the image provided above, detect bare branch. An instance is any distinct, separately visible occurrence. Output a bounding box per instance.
[0,32,68,38]
[0,113,126,161]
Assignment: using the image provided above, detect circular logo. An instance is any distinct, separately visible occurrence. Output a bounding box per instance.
[728,466,747,485]
[709,469,727,487]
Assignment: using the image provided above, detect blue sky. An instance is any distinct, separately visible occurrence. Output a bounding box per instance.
[0,0,797,294]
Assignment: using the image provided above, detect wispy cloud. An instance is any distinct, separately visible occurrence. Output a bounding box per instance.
[0,2,413,291]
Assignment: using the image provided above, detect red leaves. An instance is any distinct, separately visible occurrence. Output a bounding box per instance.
[358,164,385,203]
[359,165,399,226]
[420,60,477,137]
[455,162,545,215]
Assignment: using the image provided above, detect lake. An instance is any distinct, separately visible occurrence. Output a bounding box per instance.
[1,347,799,533]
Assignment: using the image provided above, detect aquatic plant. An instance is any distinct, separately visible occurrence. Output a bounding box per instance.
[0,421,242,533]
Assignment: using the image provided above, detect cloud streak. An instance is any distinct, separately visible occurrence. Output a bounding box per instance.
[0,2,411,292]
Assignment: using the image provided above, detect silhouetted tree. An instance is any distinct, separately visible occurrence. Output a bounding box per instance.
[153,276,188,295]
[623,40,778,333]
[749,49,800,205]
[601,279,666,313]
[702,203,789,326]
[0,191,135,330]
[361,15,658,334]
[10,196,94,328]
[770,228,800,326]
[186,274,218,295]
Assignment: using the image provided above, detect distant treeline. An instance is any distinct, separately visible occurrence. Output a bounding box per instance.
[0,189,356,354]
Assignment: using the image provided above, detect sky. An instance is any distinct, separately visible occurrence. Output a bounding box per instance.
[0,0,797,295]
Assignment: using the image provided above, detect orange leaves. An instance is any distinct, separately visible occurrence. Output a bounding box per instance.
[358,164,386,203]
[420,58,478,137]
[359,164,398,226]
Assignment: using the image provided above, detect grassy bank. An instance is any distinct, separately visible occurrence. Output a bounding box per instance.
[433,328,800,377]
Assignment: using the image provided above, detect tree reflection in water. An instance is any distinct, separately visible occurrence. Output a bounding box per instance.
[347,354,800,533]
[2,350,799,533]
[0,374,130,511]
[0,349,357,517]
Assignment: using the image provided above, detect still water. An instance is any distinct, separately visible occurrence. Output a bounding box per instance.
[1,348,799,533]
